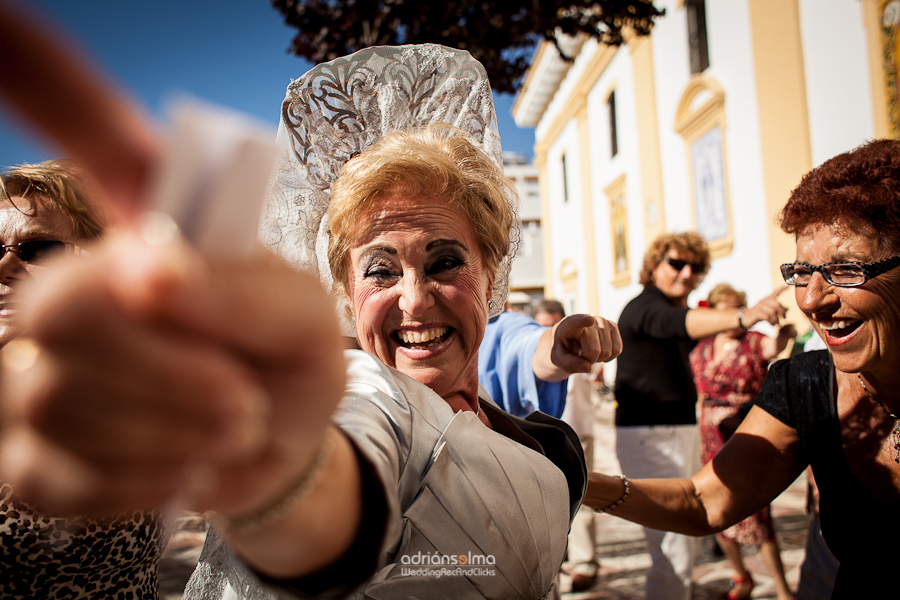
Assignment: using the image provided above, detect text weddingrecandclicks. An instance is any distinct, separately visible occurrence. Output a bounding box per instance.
[399,551,497,577]
[399,566,496,578]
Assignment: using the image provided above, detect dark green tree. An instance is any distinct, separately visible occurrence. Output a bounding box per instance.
[271,0,665,93]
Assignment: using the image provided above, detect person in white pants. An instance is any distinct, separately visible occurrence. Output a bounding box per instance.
[610,233,788,600]
[615,425,701,599]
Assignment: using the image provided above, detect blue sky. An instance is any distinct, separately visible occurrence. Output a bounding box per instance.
[0,0,536,169]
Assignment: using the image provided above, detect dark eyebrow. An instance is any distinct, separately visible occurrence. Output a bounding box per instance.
[357,239,467,256]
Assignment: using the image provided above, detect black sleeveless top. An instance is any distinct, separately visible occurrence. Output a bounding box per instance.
[755,351,897,597]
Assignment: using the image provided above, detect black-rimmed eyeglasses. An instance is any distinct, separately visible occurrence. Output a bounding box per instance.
[0,240,89,263]
[780,254,900,287]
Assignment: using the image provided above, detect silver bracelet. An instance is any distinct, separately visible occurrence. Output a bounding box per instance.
[602,474,630,513]
[218,427,339,536]
[737,306,748,331]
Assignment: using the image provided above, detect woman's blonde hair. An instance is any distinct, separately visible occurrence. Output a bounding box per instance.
[639,231,710,286]
[707,283,746,308]
[0,159,106,240]
[327,124,517,297]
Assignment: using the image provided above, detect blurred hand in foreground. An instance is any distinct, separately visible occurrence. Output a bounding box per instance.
[0,232,346,517]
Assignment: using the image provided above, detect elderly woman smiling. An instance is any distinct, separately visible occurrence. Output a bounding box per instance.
[329,131,515,421]
[584,138,900,598]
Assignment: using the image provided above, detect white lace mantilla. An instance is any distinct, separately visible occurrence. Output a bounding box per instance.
[258,44,520,328]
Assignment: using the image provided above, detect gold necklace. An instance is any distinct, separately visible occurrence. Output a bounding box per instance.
[859,374,900,463]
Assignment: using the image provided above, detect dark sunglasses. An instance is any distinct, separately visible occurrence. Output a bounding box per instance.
[0,240,89,263]
[665,256,705,273]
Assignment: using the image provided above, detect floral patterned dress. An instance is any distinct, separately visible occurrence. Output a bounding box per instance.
[690,331,776,545]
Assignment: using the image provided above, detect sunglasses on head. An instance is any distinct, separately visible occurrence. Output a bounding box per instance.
[665,256,705,273]
[0,240,89,263]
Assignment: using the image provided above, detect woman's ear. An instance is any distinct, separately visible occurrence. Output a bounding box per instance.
[485,272,495,302]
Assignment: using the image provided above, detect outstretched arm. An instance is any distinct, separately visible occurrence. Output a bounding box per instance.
[583,406,806,535]
[0,3,368,581]
[532,314,623,382]
[685,286,790,340]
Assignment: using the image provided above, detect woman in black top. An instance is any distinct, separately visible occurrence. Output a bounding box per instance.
[613,232,790,600]
[587,138,900,598]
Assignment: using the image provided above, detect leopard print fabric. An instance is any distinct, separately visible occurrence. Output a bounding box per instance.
[0,482,170,599]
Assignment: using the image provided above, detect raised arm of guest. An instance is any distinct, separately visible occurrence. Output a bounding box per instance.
[478,306,621,417]
[685,287,790,340]
[626,232,789,343]
[533,312,621,380]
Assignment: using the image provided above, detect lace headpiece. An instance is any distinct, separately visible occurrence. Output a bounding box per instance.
[259,44,520,332]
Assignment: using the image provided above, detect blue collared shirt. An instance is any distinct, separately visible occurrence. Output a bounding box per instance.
[478,311,567,418]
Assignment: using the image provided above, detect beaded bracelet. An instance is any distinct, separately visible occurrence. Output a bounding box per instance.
[601,474,630,513]
[217,427,339,536]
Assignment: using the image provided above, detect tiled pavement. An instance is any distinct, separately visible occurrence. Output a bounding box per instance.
[161,394,811,599]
